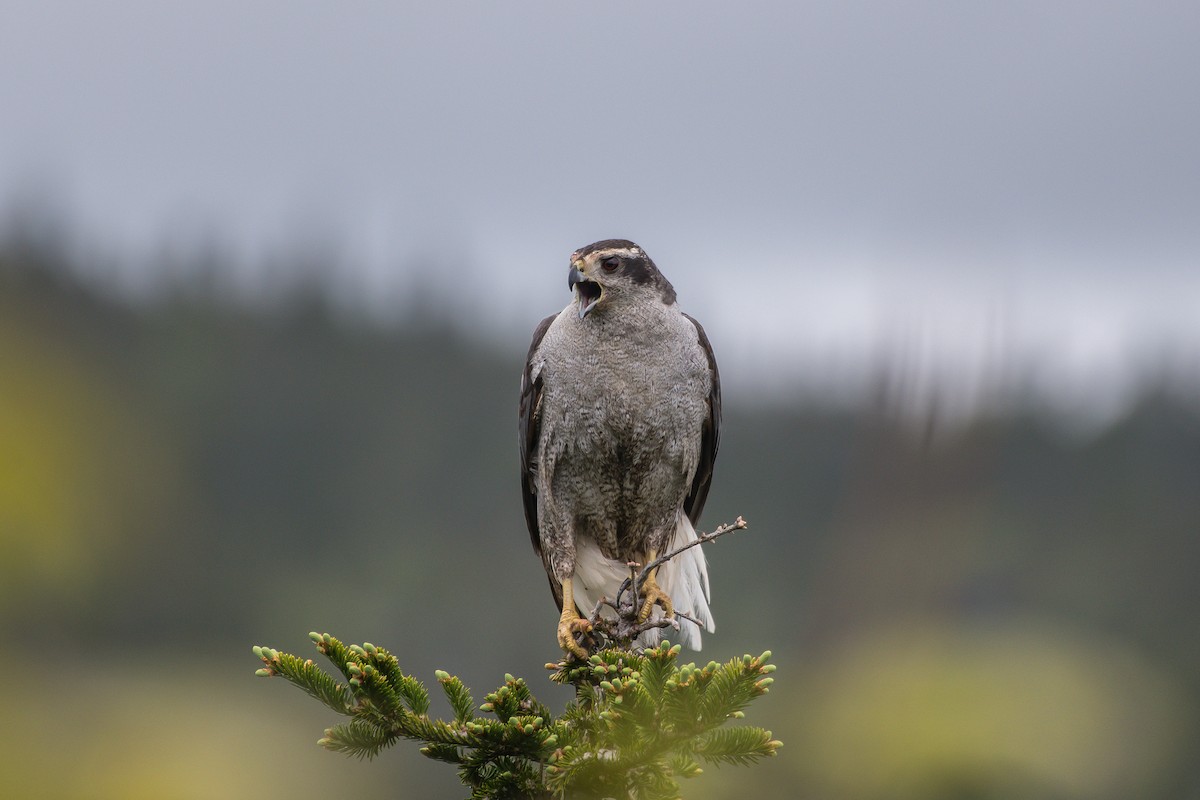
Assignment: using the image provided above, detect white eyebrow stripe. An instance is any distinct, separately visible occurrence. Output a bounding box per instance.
[591,246,642,259]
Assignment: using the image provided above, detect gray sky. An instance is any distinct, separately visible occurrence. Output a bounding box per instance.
[3,1,1199,420]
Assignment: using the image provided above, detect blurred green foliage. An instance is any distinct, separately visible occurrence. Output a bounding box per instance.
[1,233,1197,798]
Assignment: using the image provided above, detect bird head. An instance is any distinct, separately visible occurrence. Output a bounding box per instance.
[567,239,677,320]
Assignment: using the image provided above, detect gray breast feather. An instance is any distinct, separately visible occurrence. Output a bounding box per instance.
[532,301,712,581]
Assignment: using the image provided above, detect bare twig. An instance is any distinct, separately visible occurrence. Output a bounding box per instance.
[636,516,748,589]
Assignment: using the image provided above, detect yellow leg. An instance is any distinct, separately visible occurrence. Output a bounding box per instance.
[637,550,675,623]
[556,577,592,660]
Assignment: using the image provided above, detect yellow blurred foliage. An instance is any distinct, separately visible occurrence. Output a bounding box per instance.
[0,317,172,608]
[0,660,394,799]
[791,617,1190,799]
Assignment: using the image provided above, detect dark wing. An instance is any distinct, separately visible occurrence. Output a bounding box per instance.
[519,313,564,609]
[682,314,721,526]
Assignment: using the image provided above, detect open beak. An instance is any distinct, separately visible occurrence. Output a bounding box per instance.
[568,265,603,319]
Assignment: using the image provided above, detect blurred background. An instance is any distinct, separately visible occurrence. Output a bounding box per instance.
[2,2,1198,798]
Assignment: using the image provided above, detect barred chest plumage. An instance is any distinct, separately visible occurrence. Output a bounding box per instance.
[533,299,711,565]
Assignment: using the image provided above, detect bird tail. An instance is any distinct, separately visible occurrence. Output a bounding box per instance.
[641,513,715,651]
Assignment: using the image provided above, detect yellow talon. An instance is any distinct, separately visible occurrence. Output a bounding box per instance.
[637,552,675,623]
[557,613,592,660]
[556,577,592,660]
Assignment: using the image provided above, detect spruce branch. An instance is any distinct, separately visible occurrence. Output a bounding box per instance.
[695,725,783,767]
[436,669,477,724]
[319,717,396,760]
[252,516,781,797]
[252,645,350,714]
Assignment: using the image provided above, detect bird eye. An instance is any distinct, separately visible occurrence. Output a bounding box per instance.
[601,256,620,272]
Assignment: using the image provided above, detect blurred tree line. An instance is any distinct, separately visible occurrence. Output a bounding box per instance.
[0,225,1197,799]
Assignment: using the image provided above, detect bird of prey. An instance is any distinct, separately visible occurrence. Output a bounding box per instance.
[519,239,721,659]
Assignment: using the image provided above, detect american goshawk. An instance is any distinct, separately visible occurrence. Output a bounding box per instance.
[519,239,721,658]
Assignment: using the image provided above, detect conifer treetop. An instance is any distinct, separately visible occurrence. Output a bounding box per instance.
[252,517,780,798]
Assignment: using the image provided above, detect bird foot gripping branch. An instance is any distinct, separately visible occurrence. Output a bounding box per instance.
[557,516,751,660]
[557,609,595,660]
[635,557,675,624]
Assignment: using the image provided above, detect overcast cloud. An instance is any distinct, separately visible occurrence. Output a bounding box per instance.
[2,1,1198,418]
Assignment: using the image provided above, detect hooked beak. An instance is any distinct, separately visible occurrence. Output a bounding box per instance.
[568,265,603,319]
